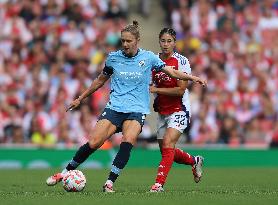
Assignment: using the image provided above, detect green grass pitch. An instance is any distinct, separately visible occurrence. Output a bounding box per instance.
[0,167,277,205]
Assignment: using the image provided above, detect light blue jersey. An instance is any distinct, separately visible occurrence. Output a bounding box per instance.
[103,49,165,114]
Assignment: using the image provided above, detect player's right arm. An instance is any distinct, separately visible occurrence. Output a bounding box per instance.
[67,52,116,111]
[66,71,110,112]
[162,66,207,86]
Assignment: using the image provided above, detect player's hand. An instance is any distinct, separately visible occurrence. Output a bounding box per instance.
[66,98,81,112]
[149,85,157,93]
[193,77,207,87]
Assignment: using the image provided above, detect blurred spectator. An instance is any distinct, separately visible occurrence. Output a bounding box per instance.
[243,117,268,146]
[138,0,150,18]
[2,106,24,143]
[105,0,128,19]
[218,116,238,144]
[270,120,278,147]
[30,115,57,148]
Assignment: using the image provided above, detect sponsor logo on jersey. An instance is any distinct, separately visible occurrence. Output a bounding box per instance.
[119,71,143,80]
[154,72,172,82]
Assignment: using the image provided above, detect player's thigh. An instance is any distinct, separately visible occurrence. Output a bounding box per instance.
[88,119,117,146]
[162,127,182,148]
[122,120,142,145]
[156,114,167,140]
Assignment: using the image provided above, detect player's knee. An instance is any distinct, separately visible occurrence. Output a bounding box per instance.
[122,135,137,145]
[162,138,175,148]
[88,137,104,149]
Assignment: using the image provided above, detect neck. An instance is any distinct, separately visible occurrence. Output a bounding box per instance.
[123,49,139,58]
[160,52,173,60]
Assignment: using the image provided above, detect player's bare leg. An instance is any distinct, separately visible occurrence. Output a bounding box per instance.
[46,119,116,186]
[103,120,141,193]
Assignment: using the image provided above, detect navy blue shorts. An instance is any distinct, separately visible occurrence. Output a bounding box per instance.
[98,108,146,133]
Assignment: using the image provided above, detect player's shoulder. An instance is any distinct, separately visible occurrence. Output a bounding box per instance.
[107,50,122,58]
[139,48,156,56]
[106,50,124,64]
[173,52,190,65]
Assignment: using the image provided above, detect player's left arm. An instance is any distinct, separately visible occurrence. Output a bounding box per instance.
[162,66,207,86]
[149,80,187,96]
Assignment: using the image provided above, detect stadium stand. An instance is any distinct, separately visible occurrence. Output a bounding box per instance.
[0,0,278,148]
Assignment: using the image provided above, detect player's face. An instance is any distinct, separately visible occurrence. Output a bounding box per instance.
[121,31,139,56]
[159,33,175,55]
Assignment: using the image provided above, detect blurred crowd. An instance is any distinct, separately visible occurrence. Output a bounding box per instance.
[0,0,278,148]
[162,0,278,148]
[0,0,130,148]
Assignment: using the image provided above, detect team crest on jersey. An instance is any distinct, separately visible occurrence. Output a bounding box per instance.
[139,60,145,67]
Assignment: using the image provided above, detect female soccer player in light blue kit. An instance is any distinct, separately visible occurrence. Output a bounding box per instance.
[46,20,207,192]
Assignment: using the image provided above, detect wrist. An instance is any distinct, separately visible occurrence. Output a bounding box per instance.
[77,96,83,101]
[153,87,158,93]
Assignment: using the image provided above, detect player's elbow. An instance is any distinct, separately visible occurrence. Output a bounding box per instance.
[163,66,177,79]
[166,69,178,79]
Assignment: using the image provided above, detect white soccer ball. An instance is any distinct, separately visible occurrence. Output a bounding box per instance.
[62,170,86,192]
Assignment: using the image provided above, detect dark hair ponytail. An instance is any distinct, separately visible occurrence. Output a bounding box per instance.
[132,20,139,28]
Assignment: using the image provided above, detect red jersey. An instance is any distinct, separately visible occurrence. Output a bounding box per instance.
[152,52,191,115]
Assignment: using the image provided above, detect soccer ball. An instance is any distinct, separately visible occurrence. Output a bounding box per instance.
[62,170,86,192]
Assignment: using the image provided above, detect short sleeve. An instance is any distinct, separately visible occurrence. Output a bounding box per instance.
[178,56,191,74]
[102,53,114,76]
[104,52,115,67]
[102,65,114,76]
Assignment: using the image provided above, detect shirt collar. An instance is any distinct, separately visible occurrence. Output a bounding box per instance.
[122,49,140,58]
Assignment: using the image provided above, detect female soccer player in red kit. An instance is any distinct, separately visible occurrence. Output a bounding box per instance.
[150,28,205,192]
